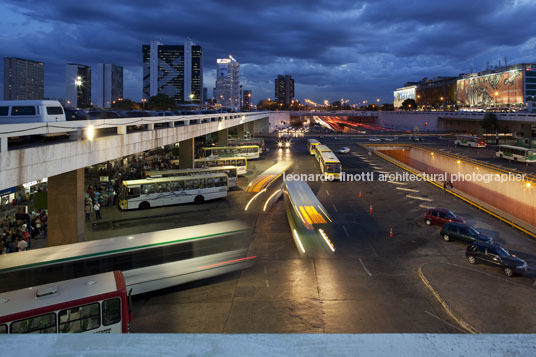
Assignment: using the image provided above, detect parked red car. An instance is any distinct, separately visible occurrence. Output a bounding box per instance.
[424,208,464,226]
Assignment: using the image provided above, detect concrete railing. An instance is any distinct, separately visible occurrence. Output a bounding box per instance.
[0,112,271,153]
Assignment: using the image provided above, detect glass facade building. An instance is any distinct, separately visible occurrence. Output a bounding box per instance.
[3,57,44,100]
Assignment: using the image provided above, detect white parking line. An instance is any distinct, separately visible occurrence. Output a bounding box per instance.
[424,310,466,333]
[419,203,435,209]
[325,190,330,196]
[343,225,350,238]
[377,171,390,174]
[396,187,419,192]
[265,279,270,288]
[387,181,407,185]
[332,203,338,213]
[359,258,372,277]
[406,194,433,202]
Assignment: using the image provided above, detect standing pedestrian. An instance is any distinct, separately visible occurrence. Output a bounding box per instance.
[85,198,92,221]
[94,201,101,220]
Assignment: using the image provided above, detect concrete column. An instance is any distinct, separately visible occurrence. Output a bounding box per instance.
[47,168,85,246]
[237,124,245,139]
[0,136,7,152]
[117,126,127,135]
[218,129,228,146]
[179,138,195,169]
[247,122,255,137]
[254,117,270,134]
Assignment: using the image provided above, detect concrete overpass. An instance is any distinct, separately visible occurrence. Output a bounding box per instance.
[0,111,289,246]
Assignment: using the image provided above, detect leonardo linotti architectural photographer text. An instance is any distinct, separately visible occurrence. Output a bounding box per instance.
[283,171,526,183]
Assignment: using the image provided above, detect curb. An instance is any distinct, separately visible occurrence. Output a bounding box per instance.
[417,264,478,334]
[360,144,536,240]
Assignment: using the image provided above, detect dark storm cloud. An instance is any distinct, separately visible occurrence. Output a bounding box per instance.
[1,0,535,103]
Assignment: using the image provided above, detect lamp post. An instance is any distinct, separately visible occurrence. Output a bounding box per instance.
[440,96,444,111]
[494,91,499,111]
[141,98,146,110]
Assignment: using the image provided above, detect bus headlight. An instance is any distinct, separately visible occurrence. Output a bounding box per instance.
[285,142,290,148]
[278,142,283,148]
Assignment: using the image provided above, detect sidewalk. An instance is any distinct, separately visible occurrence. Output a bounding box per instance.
[419,262,536,333]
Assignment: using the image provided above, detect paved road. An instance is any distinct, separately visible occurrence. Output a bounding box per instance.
[91,135,536,333]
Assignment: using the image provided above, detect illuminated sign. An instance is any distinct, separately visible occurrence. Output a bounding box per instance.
[393,86,416,108]
[457,69,524,107]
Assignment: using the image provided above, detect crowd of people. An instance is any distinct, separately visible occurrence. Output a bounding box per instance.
[0,209,47,254]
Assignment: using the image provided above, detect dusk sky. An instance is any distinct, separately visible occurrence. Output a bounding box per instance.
[1,0,536,104]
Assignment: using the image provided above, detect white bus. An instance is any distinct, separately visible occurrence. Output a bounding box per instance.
[194,157,248,176]
[454,135,487,148]
[307,139,321,155]
[202,145,260,159]
[119,173,228,210]
[146,166,238,188]
[0,100,66,124]
[0,271,130,334]
[319,151,342,180]
[229,138,265,153]
[496,145,536,163]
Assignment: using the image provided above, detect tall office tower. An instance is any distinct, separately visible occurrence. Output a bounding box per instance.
[142,40,203,104]
[65,64,91,108]
[95,64,123,108]
[203,87,208,104]
[243,90,252,108]
[3,57,44,100]
[275,74,295,105]
[214,55,240,109]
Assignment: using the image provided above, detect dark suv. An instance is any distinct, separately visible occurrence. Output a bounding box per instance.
[439,222,493,244]
[466,242,528,277]
[424,208,464,226]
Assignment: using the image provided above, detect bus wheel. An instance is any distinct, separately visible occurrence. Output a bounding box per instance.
[194,195,205,204]
[139,201,150,209]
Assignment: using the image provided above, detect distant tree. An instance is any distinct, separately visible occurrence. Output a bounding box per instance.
[111,99,140,110]
[480,113,498,133]
[400,99,416,110]
[257,100,278,111]
[148,94,177,110]
[381,103,394,111]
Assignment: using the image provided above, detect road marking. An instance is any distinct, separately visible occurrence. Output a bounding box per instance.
[396,187,419,192]
[265,279,270,288]
[424,310,466,334]
[343,225,350,238]
[358,258,372,277]
[377,170,390,174]
[418,264,478,334]
[332,203,338,213]
[419,203,435,209]
[406,194,433,202]
[387,181,407,185]
[325,190,330,196]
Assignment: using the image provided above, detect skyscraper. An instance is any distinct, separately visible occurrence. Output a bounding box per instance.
[142,40,203,104]
[65,64,91,108]
[3,57,44,100]
[243,90,252,108]
[275,74,294,105]
[95,64,123,108]
[214,55,240,109]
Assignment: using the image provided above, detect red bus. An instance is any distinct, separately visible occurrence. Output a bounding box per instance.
[0,271,130,334]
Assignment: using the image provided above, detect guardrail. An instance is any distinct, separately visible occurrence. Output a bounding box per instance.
[0,112,271,152]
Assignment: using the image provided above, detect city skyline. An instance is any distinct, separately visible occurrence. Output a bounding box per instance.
[0,1,536,104]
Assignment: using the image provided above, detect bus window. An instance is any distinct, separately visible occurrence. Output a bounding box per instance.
[59,303,100,333]
[127,187,140,198]
[0,106,8,116]
[0,324,7,333]
[102,298,121,326]
[11,106,36,116]
[206,178,215,188]
[46,106,64,115]
[11,313,56,333]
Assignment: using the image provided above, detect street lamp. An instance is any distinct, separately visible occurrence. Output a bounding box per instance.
[74,76,82,87]
[141,98,146,110]
[440,96,444,111]
[494,91,499,110]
